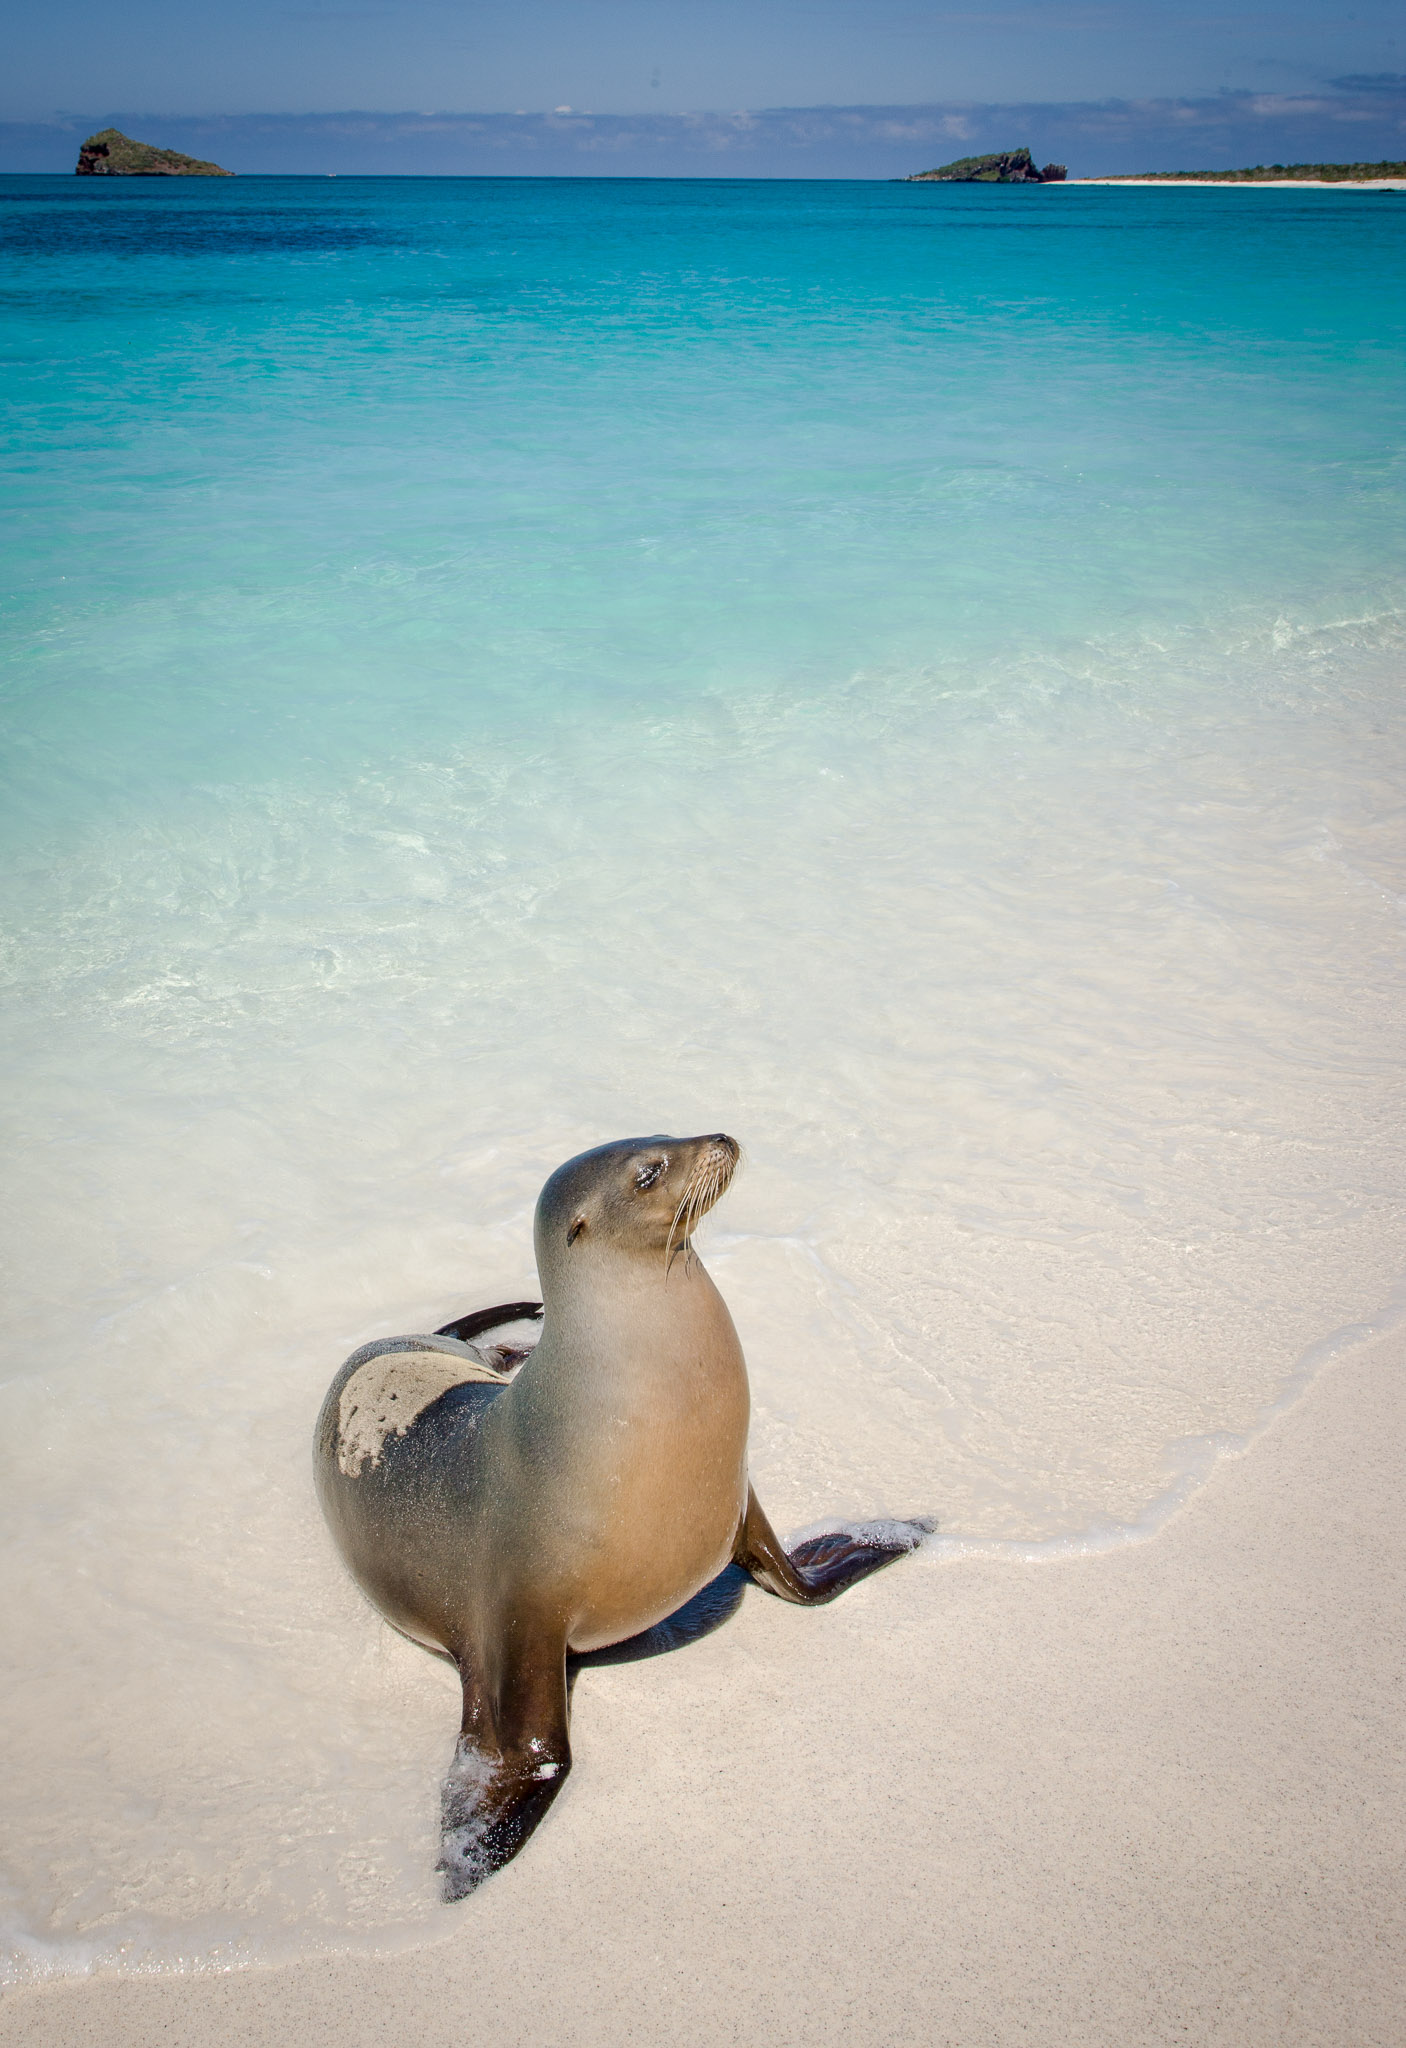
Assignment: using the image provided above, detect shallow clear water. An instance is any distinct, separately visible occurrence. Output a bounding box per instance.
[2,175,1404,1977]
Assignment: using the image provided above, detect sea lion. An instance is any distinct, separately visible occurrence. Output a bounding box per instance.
[314,1133,929,1898]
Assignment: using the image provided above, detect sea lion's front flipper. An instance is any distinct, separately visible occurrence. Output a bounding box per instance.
[734,1485,931,1606]
[437,1631,572,1900]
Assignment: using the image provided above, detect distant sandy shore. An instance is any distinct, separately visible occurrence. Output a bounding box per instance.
[4,1326,1403,2048]
[1074,177,1406,190]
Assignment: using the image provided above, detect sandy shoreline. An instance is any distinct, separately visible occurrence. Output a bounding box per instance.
[4,1321,1402,2046]
[1073,177,1406,189]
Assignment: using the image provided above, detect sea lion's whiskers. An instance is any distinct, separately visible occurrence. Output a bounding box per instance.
[667,1186,704,1275]
[666,1188,693,1273]
[665,1145,736,1273]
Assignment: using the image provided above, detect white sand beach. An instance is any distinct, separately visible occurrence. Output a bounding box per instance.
[4,1324,1401,2048]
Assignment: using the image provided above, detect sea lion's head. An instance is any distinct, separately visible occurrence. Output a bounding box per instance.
[535,1132,740,1272]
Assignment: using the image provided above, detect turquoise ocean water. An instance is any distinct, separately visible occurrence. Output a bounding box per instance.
[2,175,1404,1972]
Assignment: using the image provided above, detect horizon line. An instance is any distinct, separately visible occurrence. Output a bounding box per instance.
[8,79,1401,123]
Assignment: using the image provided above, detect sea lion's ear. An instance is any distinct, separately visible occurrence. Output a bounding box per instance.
[566,1218,587,1247]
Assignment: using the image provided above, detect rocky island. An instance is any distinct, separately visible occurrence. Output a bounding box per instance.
[904,149,1066,184]
[75,128,231,176]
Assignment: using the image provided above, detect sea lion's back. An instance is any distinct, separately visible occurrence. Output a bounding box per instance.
[314,1337,513,1650]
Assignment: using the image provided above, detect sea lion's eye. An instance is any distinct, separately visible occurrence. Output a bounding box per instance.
[566,1218,587,1246]
[635,1158,668,1191]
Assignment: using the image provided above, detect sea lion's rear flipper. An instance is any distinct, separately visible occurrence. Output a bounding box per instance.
[437,1633,572,1900]
[434,1301,544,1344]
[734,1485,932,1605]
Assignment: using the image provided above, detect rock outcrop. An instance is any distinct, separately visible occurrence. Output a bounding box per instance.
[75,129,232,177]
[905,149,1066,184]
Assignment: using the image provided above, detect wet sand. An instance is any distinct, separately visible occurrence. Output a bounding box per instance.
[4,1325,1403,2048]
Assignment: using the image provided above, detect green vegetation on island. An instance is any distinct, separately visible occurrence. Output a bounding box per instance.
[1103,160,1406,183]
[75,128,232,177]
[905,149,1067,184]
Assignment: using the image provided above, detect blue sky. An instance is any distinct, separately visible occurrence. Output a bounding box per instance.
[3,2,1404,174]
[6,0,1402,119]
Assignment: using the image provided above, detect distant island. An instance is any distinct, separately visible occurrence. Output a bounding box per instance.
[904,149,1066,184]
[1095,160,1406,184]
[75,128,232,177]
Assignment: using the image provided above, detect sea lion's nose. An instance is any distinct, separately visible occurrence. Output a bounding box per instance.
[708,1134,740,1163]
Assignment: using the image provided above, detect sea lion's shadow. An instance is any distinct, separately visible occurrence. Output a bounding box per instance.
[567,1564,749,1684]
